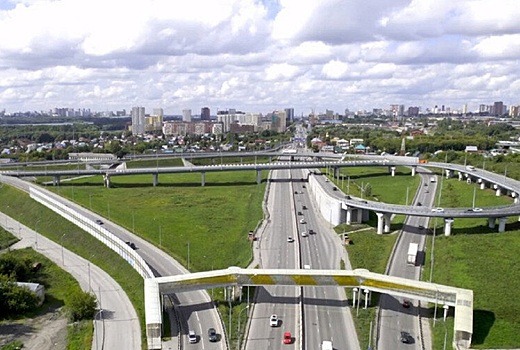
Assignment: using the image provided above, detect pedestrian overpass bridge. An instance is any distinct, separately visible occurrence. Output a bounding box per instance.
[144,267,473,350]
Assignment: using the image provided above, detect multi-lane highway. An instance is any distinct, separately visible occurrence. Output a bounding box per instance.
[245,166,359,350]
[378,169,437,349]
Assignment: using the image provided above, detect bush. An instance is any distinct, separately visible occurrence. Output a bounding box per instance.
[0,254,34,281]
[0,275,39,317]
[68,290,97,322]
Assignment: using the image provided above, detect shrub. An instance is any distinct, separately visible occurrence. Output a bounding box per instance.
[68,290,97,322]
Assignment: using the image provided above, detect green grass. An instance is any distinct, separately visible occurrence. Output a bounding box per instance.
[0,248,92,349]
[0,186,146,349]
[125,157,184,168]
[0,228,19,250]
[50,170,267,272]
[423,179,520,348]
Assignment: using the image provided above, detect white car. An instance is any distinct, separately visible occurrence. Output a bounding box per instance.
[270,314,279,327]
[299,219,306,224]
[188,330,197,343]
[301,231,308,237]
[287,236,294,243]
[431,207,444,213]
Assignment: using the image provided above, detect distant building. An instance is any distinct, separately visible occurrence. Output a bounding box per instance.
[201,107,211,121]
[285,108,294,124]
[145,108,163,132]
[131,106,146,135]
[182,109,192,122]
[492,101,504,116]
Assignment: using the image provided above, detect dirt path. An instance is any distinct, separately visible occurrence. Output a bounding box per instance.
[0,309,68,350]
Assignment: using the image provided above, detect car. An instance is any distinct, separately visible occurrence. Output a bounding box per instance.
[418,225,424,230]
[400,331,414,344]
[287,236,294,243]
[297,211,303,215]
[325,179,329,182]
[345,195,351,199]
[301,231,308,237]
[299,219,305,224]
[188,330,197,343]
[302,205,307,209]
[309,229,315,235]
[402,299,411,308]
[283,332,292,344]
[303,264,311,269]
[270,314,279,327]
[302,185,306,188]
[294,191,298,194]
[425,190,429,193]
[473,207,483,212]
[207,327,218,342]
[424,183,428,187]
[95,219,103,225]
[125,241,137,250]
[431,207,444,213]
[417,202,422,206]
[332,187,338,191]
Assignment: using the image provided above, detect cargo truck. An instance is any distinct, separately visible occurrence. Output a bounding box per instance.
[407,243,418,265]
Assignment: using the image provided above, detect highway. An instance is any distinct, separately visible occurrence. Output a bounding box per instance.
[0,175,226,350]
[377,169,437,349]
[245,165,359,350]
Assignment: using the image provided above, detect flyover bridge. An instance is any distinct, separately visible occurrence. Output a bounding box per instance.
[146,267,473,350]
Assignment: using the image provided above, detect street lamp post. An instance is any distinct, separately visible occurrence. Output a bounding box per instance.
[159,225,162,248]
[88,254,95,291]
[89,194,93,210]
[406,186,409,206]
[237,306,250,350]
[472,186,477,208]
[429,218,437,283]
[187,241,190,270]
[60,233,67,265]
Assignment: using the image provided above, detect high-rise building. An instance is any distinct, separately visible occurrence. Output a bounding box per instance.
[182,109,192,122]
[284,108,294,124]
[462,104,468,114]
[271,110,287,132]
[492,101,504,116]
[131,106,146,135]
[201,107,211,121]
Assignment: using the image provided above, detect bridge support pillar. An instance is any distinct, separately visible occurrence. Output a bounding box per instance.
[384,213,392,233]
[201,172,205,187]
[269,156,272,163]
[458,172,463,181]
[153,174,158,187]
[53,175,60,186]
[256,170,262,184]
[364,289,370,309]
[498,217,507,232]
[333,166,340,179]
[445,169,452,178]
[357,209,364,223]
[444,218,454,237]
[376,213,384,235]
[411,166,416,176]
[346,208,352,225]
[480,182,486,190]
[488,217,496,229]
[496,187,501,196]
[390,166,396,177]
[103,174,111,188]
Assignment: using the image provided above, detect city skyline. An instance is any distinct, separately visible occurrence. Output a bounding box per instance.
[0,0,519,115]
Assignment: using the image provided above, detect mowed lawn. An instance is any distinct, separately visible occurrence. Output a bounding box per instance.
[425,178,520,348]
[50,170,267,272]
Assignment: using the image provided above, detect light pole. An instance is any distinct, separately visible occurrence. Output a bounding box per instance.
[429,218,437,283]
[187,241,190,270]
[159,224,162,248]
[472,186,477,208]
[88,254,95,292]
[406,186,409,206]
[237,305,249,350]
[89,193,93,210]
[504,164,509,180]
[60,233,67,265]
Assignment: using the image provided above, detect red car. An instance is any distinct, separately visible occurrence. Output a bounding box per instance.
[283,332,292,344]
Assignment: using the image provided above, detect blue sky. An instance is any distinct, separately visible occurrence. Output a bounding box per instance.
[0,0,519,115]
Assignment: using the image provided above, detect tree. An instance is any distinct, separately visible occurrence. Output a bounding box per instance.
[68,290,97,322]
[0,274,39,317]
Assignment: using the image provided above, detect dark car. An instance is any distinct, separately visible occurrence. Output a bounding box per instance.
[96,219,104,225]
[297,211,303,215]
[302,205,307,210]
[332,187,338,191]
[402,299,411,308]
[126,241,137,250]
[309,229,315,235]
[400,331,414,344]
[417,202,422,206]
[207,328,218,342]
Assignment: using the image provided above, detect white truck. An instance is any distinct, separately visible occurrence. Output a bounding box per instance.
[407,243,418,265]
[321,340,333,350]
[430,176,436,183]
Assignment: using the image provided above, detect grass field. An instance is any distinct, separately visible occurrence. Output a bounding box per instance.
[423,179,520,349]
[0,248,92,350]
[0,228,18,250]
[0,185,146,349]
[50,169,267,272]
